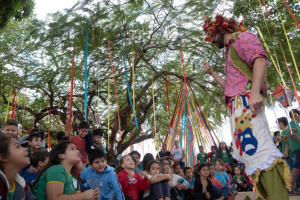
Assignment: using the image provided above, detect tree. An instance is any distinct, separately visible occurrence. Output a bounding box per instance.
[0,0,299,162]
[0,0,35,29]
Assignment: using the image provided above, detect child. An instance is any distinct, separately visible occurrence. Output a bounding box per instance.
[2,119,19,139]
[217,142,232,164]
[23,150,50,184]
[207,146,218,165]
[27,132,44,157]
[172,163,181,176]
[33,141,100,199]
[80,146,124,200]
[0,134,35,200]
[285,109,300,194]
[214,159,229,187]
[273,131,282,152]
[142,153,155,171]
[92,129,107,154]
[179,169,185,178]
[207,162,232,200]
[192,163,214,200]
[143,160,171,200]
[162,163,189,200]
[56,131,66,143]
[223,164,233,184]
[70,121,89,164]
[183,167,194,198]
[116,155,150,200]
[197,146,208,163]
[130,151,143,171]
[232,166,248,191]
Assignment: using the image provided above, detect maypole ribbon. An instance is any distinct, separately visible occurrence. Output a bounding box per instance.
[132,39,136,113]
[107,34,122,136]
[5,81,13,122]
[281,0,300,31]
[107,77,110,146]
[97,19,101,115]
[152,76,157,141]
[164,65,171,123]
[40,85,48,111]
[84,24,88,120]
[21,82,27,134]
[270,95,281,132]
[121,36,138,130]
[57,98,61,134]
[9,85,16,119]
[69,38,76,124]
[47,106,52,150]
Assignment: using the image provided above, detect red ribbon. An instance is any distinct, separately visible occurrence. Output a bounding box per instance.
[282,0,300,31]
[69,39,76,130]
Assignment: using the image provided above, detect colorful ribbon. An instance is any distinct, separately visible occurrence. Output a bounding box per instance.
[69,38,76,124]
[84,24,88,120]
[5,81,13,122]
[107,77,110,145]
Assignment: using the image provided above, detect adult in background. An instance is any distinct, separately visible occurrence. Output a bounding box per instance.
[171,140,185,168]
[130,150,143,171]
[202,14,289,199]
[156,143,172,163]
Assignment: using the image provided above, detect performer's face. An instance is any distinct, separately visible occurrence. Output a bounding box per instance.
[212,33,225,49]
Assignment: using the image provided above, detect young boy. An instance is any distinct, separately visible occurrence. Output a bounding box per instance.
[70,121,89,164]
[207,162,231,200]
[27,132,43,157]
[92,128,107,154]
[273,131,282,152]
[130,151,143,171]
[207,146,218,165]
[23,150,50,184]
[172,163,181,176]
[183,167,194,197]
[56,131,66,142]
[2,119,18,138]
[197,145,208,163]
[80,147,124,200]
[285,109,300,194]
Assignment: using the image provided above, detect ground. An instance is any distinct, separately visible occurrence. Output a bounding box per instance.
[235,192,299,200]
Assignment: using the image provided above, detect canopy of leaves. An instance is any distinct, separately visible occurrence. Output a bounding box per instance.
[0,0,299,161]
[0,0,35,29]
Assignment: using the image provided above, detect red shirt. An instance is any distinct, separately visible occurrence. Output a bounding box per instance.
[209,177,223,189]
[117,170,150,200]
[70,136,87,164]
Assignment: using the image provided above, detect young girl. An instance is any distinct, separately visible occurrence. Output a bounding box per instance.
[143,160,171,200]
[214,160,230,187]
[233,166,250,192]
[0,134,35,200]
[142,153,154,171]
[116,155,150,200]
[217,142,232,164]
[33,141,100,199]
[162,163,189,200]
[223,164,233,185]
[192,163,214,200]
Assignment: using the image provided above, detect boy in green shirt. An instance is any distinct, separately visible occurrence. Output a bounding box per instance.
[285,109,300,194]
[197,146,208,163]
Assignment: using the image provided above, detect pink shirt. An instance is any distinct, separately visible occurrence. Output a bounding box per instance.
[224,32,268,103]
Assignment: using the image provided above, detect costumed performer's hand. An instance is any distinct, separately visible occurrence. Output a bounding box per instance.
[248,92,263,115]
[202,61,213,75]
[94,188,100,200]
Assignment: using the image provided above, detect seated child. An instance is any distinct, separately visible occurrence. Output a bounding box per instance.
[207,146,218,165]
[214,159,229,187]
[80,146,124,200]
[233,166,250,192]
[197,145,208,163]
[23,150,50,185]
[183,167,194,197]
[33,141,100,199]
[116,155,150,200]
[224,164,233,184]
[192,163,214,200]
[0,134,35,200]
[172,163,181,176]
[162,163,189,200]
[92,129,107,154]
[2,119,19,139]
[207,162,232,200]
[143,160,171,200]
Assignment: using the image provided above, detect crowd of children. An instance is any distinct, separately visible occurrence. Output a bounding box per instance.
[4,114,300,200]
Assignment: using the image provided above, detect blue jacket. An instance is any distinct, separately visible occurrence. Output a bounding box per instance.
[80,165,124,200]
[23,169,39,184]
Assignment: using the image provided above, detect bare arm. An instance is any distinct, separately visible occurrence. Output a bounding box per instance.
[171,154,175,161]
[202,61,226,90]
[283,136,289,145]
[181,150,185,160]
[291,130,300,144]
[151,174,172,184]
[248,58,267,114]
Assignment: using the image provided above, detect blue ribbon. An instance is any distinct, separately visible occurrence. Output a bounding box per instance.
[121,36,138,130]
[84,24,88,120]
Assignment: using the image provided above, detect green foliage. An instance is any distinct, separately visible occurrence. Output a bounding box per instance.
[0,0,35,29]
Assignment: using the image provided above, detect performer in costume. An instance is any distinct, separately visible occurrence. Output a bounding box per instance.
[201,14,291,199]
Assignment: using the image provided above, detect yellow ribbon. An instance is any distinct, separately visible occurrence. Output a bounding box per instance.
[278,10,300,82]
[152,76,156,147]
[107,77,110,145]
[5,81,13,122]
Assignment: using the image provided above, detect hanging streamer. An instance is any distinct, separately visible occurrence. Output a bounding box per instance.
[84,24,88,120]
[132,39,136,113]
[121,37,138,130]
[21,82,27,134]
[40,85,48,111]
[107,34,122,136]
[69,39,76,125]
[270,95,281,132]
[97,19,101,114]
[5,81,13,122]
[9,86,16,119]
[164,65,171,123]
[107,77,110,146]
[57,98,61,133]
[47,106,52,150]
